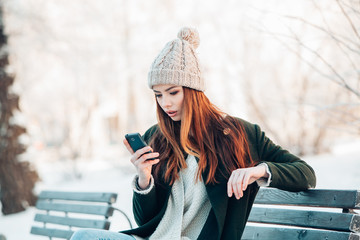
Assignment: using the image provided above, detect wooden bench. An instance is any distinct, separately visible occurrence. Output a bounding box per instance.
[243,188,360,240]
[31,189,359,239]
[30,191,132,239]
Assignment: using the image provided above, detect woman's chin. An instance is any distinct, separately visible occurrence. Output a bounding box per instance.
[170,116,181,121]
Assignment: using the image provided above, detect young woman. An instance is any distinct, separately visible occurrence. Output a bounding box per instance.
[71,27,316,240]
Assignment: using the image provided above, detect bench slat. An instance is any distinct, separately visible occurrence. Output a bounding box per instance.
[36,201,114,216]
[255,188,360,209]
[38,191,117,203]
[34,214,110,229]
[30,227,74,239]
[248,207,360,232]
[242,225,360,240]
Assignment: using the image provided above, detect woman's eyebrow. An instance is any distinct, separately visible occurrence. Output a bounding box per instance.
[153,86,178,93]
[165,86,178,92]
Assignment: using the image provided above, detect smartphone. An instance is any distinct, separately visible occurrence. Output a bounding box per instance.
[125,133,155,160]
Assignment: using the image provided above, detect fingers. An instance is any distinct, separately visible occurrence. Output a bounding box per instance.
[123,139,134,154]
[227,169,250,200]
[123,138,156,159]
[141,158,160,168]
[234,171,244,199]
[130,146,153,162]
[242,173,250,192]
[227,172,234,197]
[123,138,160,166]
[228,170,243,199]
[134,151,159,165]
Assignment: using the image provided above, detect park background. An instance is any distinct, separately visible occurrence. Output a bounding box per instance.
[0,0,359,239]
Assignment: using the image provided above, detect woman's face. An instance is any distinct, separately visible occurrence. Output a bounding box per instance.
[153,84,184,121]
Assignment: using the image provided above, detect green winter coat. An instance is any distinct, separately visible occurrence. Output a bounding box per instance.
[121,118,316,239]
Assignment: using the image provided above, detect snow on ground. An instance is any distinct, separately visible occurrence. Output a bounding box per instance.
[304,139,360,190]
[1,141,359,240]
[0,156,137,240]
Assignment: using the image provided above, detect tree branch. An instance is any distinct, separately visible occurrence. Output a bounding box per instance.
[286,26,360,98]
[250,23,360,99]
[336,0,360,40]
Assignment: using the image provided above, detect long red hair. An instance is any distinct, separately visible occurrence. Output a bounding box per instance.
[150,87,253,185]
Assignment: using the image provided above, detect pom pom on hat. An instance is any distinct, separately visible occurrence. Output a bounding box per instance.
[148,27,205,92]
[177,27,200,49]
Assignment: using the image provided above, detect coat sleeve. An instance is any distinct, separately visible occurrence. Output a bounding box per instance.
[243,120,316,191]
[131,125,160,226]
[132,182,158,225]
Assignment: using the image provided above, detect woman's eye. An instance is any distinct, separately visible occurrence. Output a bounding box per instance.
[155,94,162,98]
[170,91,178,95]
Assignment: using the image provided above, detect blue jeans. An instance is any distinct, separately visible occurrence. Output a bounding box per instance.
[70,229,136,240]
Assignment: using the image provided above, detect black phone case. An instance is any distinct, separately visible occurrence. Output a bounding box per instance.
[125,133,148,152]
[125,133,156,160]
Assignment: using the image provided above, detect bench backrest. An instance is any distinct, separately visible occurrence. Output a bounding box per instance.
[30,191,118,239]
[243,188,360,240]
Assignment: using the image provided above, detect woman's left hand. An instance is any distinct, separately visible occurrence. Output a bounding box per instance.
[227,164,269,200]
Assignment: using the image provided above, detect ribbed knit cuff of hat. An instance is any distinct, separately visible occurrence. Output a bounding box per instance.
[148,70,204,92]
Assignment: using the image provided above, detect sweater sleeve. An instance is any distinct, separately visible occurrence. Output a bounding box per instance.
[255,163,272,187]
[249,122,316,191]
[132,175,155,195]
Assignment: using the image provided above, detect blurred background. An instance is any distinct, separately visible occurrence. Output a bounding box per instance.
[0,0,359,239]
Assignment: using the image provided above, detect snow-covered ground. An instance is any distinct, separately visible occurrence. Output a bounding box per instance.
[1,141,359,240]
[304,140,360,190]
[0,157,137,240]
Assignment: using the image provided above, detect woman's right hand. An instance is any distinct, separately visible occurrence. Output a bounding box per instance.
[123,139,160,189]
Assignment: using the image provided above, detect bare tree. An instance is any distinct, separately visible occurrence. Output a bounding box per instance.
[274,0,360,133]
[241,0,359,156]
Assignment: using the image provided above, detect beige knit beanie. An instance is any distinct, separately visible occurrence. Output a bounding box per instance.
[148,27,205,91]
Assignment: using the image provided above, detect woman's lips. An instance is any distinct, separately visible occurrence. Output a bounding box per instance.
[167,111,177,118]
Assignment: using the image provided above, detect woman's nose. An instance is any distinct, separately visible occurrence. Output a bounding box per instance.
[161,96,172,108]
